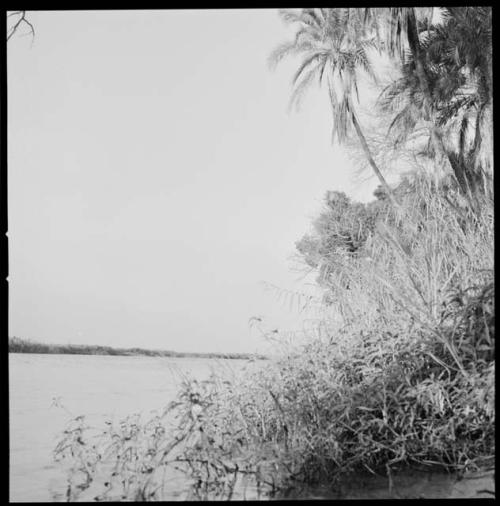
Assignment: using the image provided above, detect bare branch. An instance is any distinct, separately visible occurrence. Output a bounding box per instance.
[7,11,35,43]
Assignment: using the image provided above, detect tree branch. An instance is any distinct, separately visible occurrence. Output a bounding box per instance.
[7,11,35,43]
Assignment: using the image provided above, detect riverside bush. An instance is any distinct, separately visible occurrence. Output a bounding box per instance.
[54,175,494,500]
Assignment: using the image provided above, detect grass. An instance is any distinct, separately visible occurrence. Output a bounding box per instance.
[53,174,494,500]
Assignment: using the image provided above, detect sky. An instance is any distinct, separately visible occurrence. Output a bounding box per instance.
[8,9,383,354]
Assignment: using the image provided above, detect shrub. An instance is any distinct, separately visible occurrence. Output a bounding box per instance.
[54,175,494,499]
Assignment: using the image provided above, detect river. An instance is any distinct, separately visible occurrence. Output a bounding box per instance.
[9,353,494,501]
[9,353,255,502]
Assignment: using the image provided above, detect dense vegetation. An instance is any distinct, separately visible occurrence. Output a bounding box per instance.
[8,336,266,360]
[53,7,494,500]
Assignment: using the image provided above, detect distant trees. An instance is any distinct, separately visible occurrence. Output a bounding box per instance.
[9,336,46,353]
[8,337,267,360]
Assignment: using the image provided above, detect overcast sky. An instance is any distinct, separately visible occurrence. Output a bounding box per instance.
[8,9,381,354]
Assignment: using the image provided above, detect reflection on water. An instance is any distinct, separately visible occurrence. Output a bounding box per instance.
[9,353,495,502]
[275,468,495,500]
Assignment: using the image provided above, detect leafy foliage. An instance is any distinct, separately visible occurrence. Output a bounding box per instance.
[376,7,492,194]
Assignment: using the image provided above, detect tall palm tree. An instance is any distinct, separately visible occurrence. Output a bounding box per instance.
[377,8,452,170]
[373,7,492,197]
[269,8,399,208]
[428,7,492,179]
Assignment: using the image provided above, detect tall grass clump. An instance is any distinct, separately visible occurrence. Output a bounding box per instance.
[248,175,494,489]
[204,175,494,491]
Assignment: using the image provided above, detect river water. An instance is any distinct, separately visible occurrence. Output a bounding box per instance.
[9,353,254,502]
[9,353,494,502]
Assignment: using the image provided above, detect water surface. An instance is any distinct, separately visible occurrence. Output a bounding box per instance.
[9,353,494,501]
[9,353,251,502]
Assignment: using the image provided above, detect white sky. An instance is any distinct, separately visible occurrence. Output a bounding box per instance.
[8,9,381,354]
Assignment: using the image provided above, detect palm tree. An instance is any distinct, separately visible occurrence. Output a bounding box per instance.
[373,7,492,197]
[269,8,399,208]
[376,8,453,170]
[427,7,492,182]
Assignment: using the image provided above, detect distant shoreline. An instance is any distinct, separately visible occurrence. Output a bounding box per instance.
[8,337,268,361]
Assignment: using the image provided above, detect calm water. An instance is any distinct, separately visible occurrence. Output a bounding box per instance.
[9,353,494,502]
[9,353,254,502]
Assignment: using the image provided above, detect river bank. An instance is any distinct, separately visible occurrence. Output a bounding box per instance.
[8,336,267,360]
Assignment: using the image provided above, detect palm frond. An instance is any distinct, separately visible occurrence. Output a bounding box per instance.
[436,95,477,126]
[302,8,324,30]
[278,9,304,25]
[289,62,324,112]
[387,102,421,146]
[353,44,378,84]
[268,38,316,70]
[291,51,328,85]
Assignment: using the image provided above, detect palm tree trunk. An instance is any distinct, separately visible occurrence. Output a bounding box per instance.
[406,10,447,156]
[350,109,400,209]
[406,10,433,112]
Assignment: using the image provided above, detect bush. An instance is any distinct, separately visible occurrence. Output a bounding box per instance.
[54,175,494,500]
